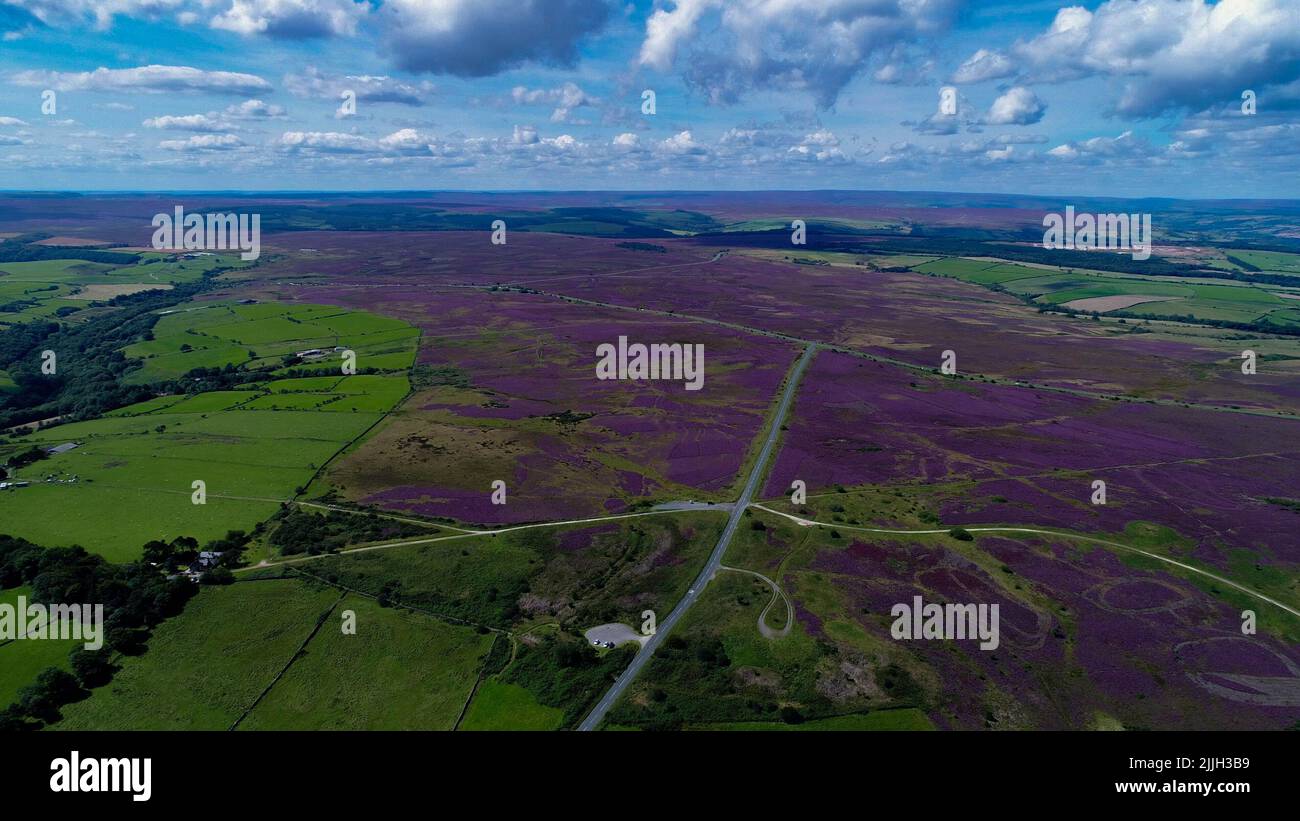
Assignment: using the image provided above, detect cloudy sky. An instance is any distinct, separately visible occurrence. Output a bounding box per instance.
[1,0,1299,197]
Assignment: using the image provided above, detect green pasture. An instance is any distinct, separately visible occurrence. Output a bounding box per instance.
[0,586,82,709]
[54,580,341,730]
[910,255,1295,324]
[1228,249,1300,273]
[0,401,394,560]
[0,253,237,325]
[240,593,492,730]
[460,679,564,731]
[123,301,418,383]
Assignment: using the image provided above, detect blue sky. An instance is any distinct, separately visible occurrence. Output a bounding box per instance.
[1,0,1298,197]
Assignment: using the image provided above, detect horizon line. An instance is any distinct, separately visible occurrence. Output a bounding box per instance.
[2,187,1299,205]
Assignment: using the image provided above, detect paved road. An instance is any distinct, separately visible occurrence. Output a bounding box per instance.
[578,343,817,731]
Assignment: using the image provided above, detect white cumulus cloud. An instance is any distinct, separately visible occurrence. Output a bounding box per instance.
[984,86,1046,125]
[638,0,963,107]
[12,65,271,95]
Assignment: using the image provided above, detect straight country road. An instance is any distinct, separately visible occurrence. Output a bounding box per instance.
[577,343,818,731]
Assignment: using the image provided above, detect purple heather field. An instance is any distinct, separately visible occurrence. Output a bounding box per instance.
[798,534,1300,729]
[185,218,1298,731]
[277,280,798,523]
[244,230,1300,414]
[765,351,1300,569]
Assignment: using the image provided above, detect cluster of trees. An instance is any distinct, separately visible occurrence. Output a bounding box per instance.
[0,259,233,429]
[141,530,251,583]
[0,298,165,428]
[5,446,48,470]
[0,237,138,265]
[501,634,635,728]
[268,508,428,556]
[1035,302,1300,337]
[819,231,1300,286]
[0,534,202,729]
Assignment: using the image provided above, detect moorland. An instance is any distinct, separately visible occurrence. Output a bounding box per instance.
[1,190,1297,731]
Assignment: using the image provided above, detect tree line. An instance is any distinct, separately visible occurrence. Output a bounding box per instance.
[0,530,250,729]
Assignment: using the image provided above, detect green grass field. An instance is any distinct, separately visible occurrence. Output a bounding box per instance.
[0,375,410,560]
[0,252,237,327]
[0,586,82,708]
[240,593,493,730]
[54,580,342,730]
[459,679,564,730]
[911,255,1295,325]
[265,535,540,629]
[0,406,385,560]
[913,258,1045,285]
[123,300,418,383]
[1,299,417,560]
[1228,249,1300,273]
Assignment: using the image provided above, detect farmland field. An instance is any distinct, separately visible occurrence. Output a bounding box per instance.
[123,300,417,383]
[239,592,494,730]
[910,255,1298,325]
[0,301,416,560]
[459,680,564,731]
[0,252,242,329]
[0,586,81,707]
[54,580,343,730]
[245,512,725,725]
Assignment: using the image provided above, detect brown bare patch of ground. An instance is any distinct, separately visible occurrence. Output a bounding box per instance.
[327,410,521,492]
[1060,294,1184,313]
[68,283,172,300]
[815,653,886,703]
[33,236,112,247]
[734,666,783,693]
